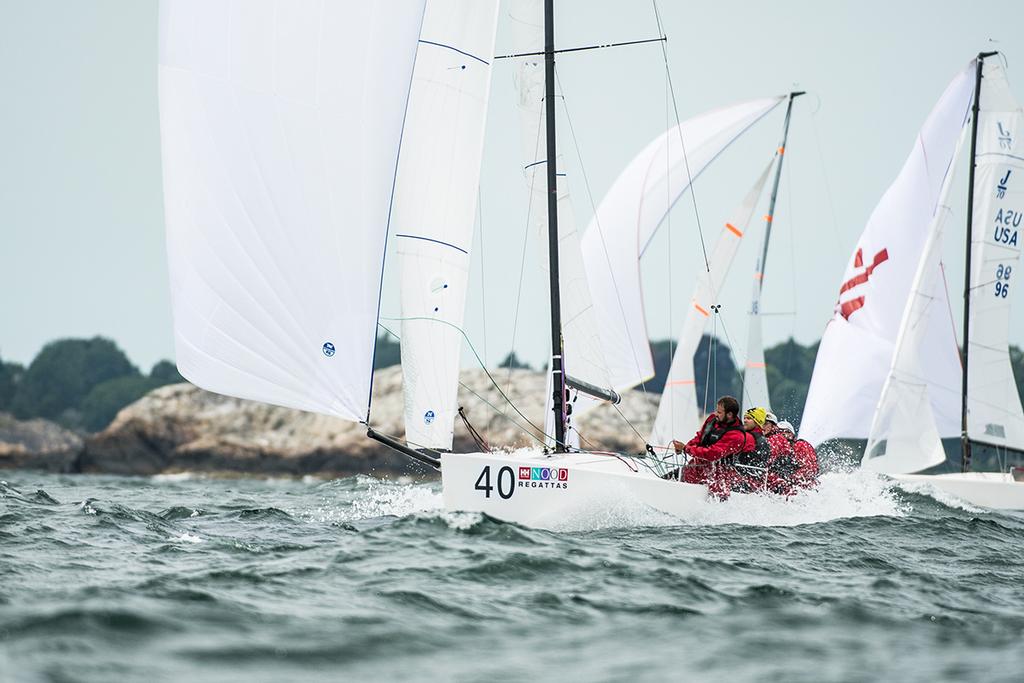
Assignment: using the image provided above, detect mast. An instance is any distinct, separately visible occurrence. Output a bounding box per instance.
[755,91,804,296]
[961,52,999,473]
[544,0,567,451]
[740,91,803,401]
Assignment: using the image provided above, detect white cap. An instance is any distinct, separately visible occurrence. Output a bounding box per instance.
[777,420,795,433]
[765,411,778,424]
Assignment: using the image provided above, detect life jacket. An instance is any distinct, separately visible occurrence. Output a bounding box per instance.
[735,430,772,469]
[698,416,744,448]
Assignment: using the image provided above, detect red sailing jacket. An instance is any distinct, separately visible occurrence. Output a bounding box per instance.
[683,417,755,498]
[791,438,820,488]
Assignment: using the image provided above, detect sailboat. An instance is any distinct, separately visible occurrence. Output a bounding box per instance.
[158,0,800,528]
[801,53,1024,509]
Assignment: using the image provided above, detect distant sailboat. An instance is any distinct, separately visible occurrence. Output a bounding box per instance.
[802,53,1024,509]
[158,0,801,528]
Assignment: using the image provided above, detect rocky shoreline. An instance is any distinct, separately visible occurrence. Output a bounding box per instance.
[0,367,659,478]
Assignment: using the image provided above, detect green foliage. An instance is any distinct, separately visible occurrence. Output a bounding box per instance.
[372,333,401,369]
[498,352,532,371]
[0,357,24,412]
[79,375,162,432]
[764,338,820,429]
[150,360,185,384]
[650,335,741,413]
[10,337,138,424]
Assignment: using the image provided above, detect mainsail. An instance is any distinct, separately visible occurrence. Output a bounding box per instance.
[648,161,773,448]
[159,1,426,421]
[580,98,785,394]
[964,59,1024,453]
[394,0,500,450]
[800,63,975,445]
[509,0,614,447]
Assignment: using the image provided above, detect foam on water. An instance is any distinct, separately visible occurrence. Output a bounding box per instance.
[686,468,909,527]
[892,478,986,513]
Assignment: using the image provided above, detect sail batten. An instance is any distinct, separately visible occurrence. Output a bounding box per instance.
[395,0,500,450]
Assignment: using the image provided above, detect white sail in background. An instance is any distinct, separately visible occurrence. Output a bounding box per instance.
[966,60,1024,452]
[649,160,773,448]
[581,98,785,394]
[395,0,500,450]
[159,1,425,421]
[509,0,613,447]
[864,125,967,474]
[800,63,975,445]
[743,303,770,410]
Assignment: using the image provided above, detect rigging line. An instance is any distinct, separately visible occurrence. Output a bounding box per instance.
[555,68,652,397]
[365,0,428,426]
[494,36,666,60]
[716,310,755,407]
[477,186,488,367]
[377,318,555,443]
[504,103,545,413]
[809,105,846,264]
[652,0,710,272]
[665,47,675,396]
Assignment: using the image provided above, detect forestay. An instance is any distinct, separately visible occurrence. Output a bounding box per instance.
[800,63,975,446]
[648,161,773,449]
[581,98,785,393]
[159,0,425,421]
[966,59,1024,452]
[509,0,614,448]
[395,0,500,450]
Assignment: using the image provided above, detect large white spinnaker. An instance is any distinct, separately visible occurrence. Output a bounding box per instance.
[581,98,785,394]
[965,59,1024,452]
[159,1,426,421]
[863,124,968,474]
[648,161,773,449]
[800,63,975,445]
[395,0,500,450]
[509,0,614,447]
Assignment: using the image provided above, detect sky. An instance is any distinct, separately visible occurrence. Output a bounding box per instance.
[1,0,1023,374]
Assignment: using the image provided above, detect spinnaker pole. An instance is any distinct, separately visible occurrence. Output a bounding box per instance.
[961,52,999,473]
[543,0,567,451]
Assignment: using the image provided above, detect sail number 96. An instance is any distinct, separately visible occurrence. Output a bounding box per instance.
[996,264,1012,298]
[474,465,515,499]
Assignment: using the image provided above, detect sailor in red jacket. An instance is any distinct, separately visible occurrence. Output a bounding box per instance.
[777,420,819,489]
[671,398,763,498]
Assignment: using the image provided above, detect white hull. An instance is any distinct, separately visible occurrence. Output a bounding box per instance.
[441,451,714,529]
[892,472,1024,510]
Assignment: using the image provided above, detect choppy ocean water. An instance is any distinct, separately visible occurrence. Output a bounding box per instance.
[1,465,1023,682]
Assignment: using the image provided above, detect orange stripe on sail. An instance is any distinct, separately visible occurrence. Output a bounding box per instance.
[778,146,785,155]
[746,362,767,368]
[725,222,743,237]
[763,214,773,223]
[694,303,710,317]
[666,379,697,387]
[753,272,763,280]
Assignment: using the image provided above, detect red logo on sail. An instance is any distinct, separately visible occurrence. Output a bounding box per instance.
[838,247,889,320]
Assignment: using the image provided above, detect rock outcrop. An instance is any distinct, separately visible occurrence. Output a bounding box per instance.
[79,366,660,477]
[0,366,662,477]
[0,413,83,472]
